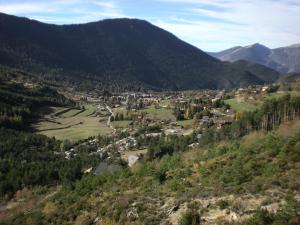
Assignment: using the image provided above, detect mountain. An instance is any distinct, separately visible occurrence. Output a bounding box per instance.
[279,73,300,83]
[0,13,279,90]
[210,43,300,74]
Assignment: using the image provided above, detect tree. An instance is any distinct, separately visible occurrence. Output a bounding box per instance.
[60,140,71,152]
[185,107,192,119]
[179,210,201,225]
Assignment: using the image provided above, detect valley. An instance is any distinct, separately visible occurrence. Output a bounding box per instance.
[0,9,300,225]
[2,72,299,224]
[1,70,300,225]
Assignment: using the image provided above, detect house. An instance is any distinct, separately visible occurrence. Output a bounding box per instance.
[188,143,199,148]
[216,118,234,129]
[84,167,93,173]
[262,86,270,92]
[145,132,162,137]
[201,116,210,123]
[211,109,225,117]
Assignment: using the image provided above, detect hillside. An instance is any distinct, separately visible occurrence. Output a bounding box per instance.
[0,13,279,90]
[1,96,300,225]
[210,43,300,74]
[0,67,299,224]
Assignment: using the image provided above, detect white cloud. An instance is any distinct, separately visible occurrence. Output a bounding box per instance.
[0,0,126,23]
[153,0,300,51]
[0,2,58,14]
[93,1,117,9]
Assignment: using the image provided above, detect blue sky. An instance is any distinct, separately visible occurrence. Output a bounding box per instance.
[0,0,299,51]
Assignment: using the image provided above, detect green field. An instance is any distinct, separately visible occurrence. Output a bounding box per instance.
[225,99,260,112]
[111,120,132,129]
[267,91,300,99]
[141,105,175,121]
[33,105,111,141]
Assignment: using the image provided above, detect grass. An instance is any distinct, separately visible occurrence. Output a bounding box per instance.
[111,120,132,129]
[59,108,82,118]
[38,117,111,141]
[141,105,175,121]
[78,104,96,116]
[33,105,111,141]
[267,91,300,99]
[225,98,260,112]
[176,119,194,128]
[112,107,127,114]
[277,118,300,139]
[225,91,300,113]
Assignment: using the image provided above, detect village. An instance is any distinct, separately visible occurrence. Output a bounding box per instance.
[60,83,281,173]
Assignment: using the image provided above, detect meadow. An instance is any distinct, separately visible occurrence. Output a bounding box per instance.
[224,98,260,112]
[33,105,111,141]
[225,90,300,113]
[141,105,175,121]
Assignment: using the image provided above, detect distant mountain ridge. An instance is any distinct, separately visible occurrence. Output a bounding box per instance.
[0,13,279,90]
[209,43,300,74]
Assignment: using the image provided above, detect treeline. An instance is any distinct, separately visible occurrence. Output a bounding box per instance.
[236,94,300,132]
[201,94,300,144]
[0,82,74,129]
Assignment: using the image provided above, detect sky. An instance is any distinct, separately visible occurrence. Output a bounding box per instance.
[0,0,299,52]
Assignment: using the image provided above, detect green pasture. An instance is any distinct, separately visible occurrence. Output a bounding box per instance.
[33,105,111,141]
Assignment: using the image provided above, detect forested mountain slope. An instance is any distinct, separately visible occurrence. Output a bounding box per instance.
[0,13,279,90]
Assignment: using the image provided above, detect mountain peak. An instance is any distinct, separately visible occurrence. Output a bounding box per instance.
[211,42,300,74]
[246,43,269,50]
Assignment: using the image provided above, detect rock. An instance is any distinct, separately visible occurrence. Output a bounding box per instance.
[126,207,139,219]
[229,212,239,221]
[167,205,180,215]
[93,217,101,225]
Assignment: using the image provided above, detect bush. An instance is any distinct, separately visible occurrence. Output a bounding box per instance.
[179,210,201,225]
[217,199,230,210]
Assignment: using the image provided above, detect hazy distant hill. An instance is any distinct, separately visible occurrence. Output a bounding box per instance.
[0,13,279,90]
[209,43,300,74]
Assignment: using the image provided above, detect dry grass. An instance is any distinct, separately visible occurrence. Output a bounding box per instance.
[277,118,300,139]
[242,131,266,147]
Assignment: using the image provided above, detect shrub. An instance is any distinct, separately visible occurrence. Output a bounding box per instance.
[217,199,230,210]
[179,210,201,225]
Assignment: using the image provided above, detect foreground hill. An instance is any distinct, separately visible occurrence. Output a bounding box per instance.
[210,43,300,74]
[1,96,300,225]
[0,13,279,90]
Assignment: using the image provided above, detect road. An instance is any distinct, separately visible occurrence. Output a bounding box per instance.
[105,105,116,133]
